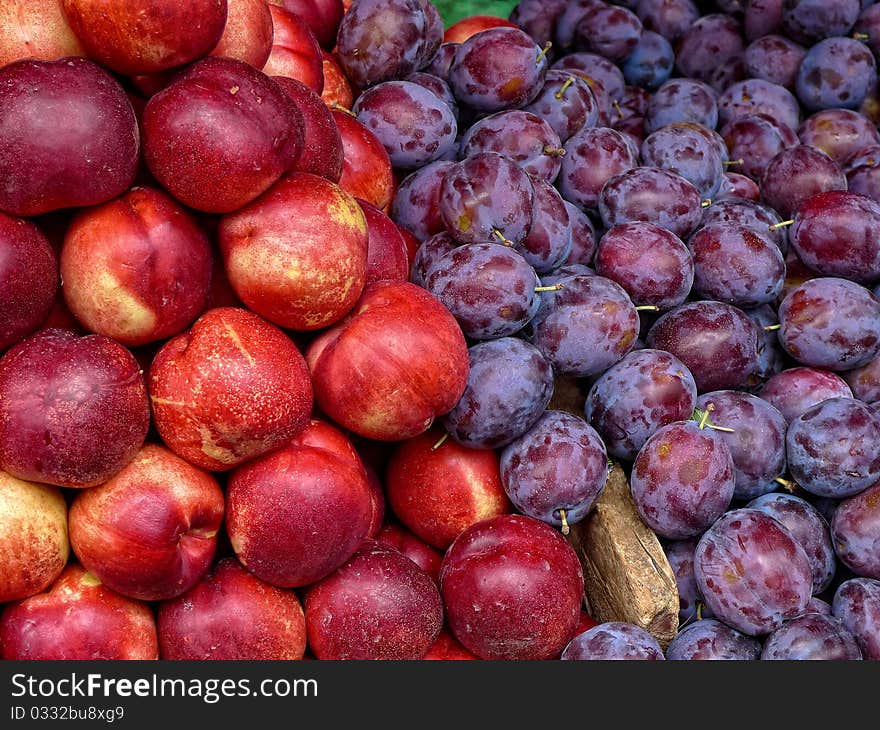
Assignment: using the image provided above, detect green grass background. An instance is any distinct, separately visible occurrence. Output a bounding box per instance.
[433,0,519,26]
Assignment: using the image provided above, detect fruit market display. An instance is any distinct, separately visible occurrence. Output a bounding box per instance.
[3,0,880,663]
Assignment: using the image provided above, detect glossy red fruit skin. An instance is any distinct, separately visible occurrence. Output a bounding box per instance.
[271,0,345,49]
[306,281,469,442]
[69,444,225,601]
[0,0,85,67]
[385,427,511,550]
[304,541,444,660]
[61,187,212,347]
[61,0,228,75]
[357,199,410,284]
[274,76,344,182]
[333,110,396,213]
[149,307,313,472]
[321,50,353,109]
[143,57,304,214]
[443,15,518,43]
[0,213,58,351]
[421,628,479,659]
[440,514,584,660]
[375,523,443,583]
[211,0,275,69]
[158,558,307,660]
[0,330,149,488]
[219,172,368,331]
[0,58,139,217]
[262,4,324,94]
[0,564,158,660]
[226,443,373,588]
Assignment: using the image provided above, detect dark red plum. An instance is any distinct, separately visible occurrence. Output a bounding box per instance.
[721,115,799,182]
[550,53,625,113]
[527,275,640,377]
[759,367,853,423]
[305,541,443,660]
[448,27,547,113]
[622,31,674,91]
[786,397,880,498]
[781,0,860,44]
[631,420,735,540]
[586,348,697,461]
[410,232,457,288]
[523,71,600,142]
[0,330,149,488]
[674,14,744,87]
[796,37,876,112]
[517,179,571,273]
[425,42,458,80]
[844,352,880,404]
[743,35,806,89]
[441,338,553,450]
[562,202,598,266]
[645,78,718,133]
[833,577,880,659]
[641,123,725,199]
[832,482,880,579]
[500,410,607,529]
[440,514,584,660]
[439,152,534,245]
[798,109,880,167]
[778,278,880,371]
[0,214,58,351]
[701,198,790,253]
[559,127,637,211]
[143,57,303,214]
[696,391,787,501]
[352,80,456,170]
[460,111,564,183]
[790,191,880,284]
[761,613,862,660]
[666,619,761,660]
[760,145,847,219]
[574,5,643,63]
[695,509,812,635]
[717,79,800,132]
[636,0,700,41]
[805,597,833,616]
[665,539,713,624]
[335,0,428,88]
[748,493,836,593]
[717,173,760,202]
[391,160,454,242]
[509,0,567,51]
[689,223,785,308]
[646,301,759,392]
[845,145,880,203]
[555,0,607,54]
[744,0,784,40]
[0,58,138,217]
[561,623,664,661]
[424,243,540,340]
[404,71,458,118]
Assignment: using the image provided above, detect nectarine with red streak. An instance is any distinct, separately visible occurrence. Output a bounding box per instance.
[262,4,324,93]
[0,472,68,603]
[61,0,228,75]
[386,427,511,549]
[269,0,344,49]
[61,187,212,347]
[440,514,584,660]
[357,199,410,284]
[0,564,158,660]
[0,0,84,67]
[321,50,354,109]
[158,558,307,660]
[143,57,304,214]
[226,444,373,587]
[443,15,518,43]
[0,213,58,351]
[0,330,149,488]
[376,523,443,583]
[304,541,443,659]
[0,58,139,217]
[211,0,274,69]
[306,280,469,441]
[69,444,224,601]
[274,76,344,182]
[333,109,396,212]
[219,172,368,331]
[149,307,313,471]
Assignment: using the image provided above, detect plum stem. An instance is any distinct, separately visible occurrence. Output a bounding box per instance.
[696,602,704,621]
[330,103,356,117]
[431,433,449,451]
[701,199,712,208]
[492,229,514,246]
[612,100,623,120]
[854,32,870,41]
[559,509,570,536]
[774,476,797,492]
[723,159,744,166]
[543,145,566,157]
[635,305,660,312]
[536,41,552,64]
[535,284,564,292]
[769,219,794,231]
[693,404,736,433]
[763,323,781,331]
[554,76,575,99]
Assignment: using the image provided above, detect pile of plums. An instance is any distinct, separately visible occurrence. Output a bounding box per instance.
[1,0,879,662]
